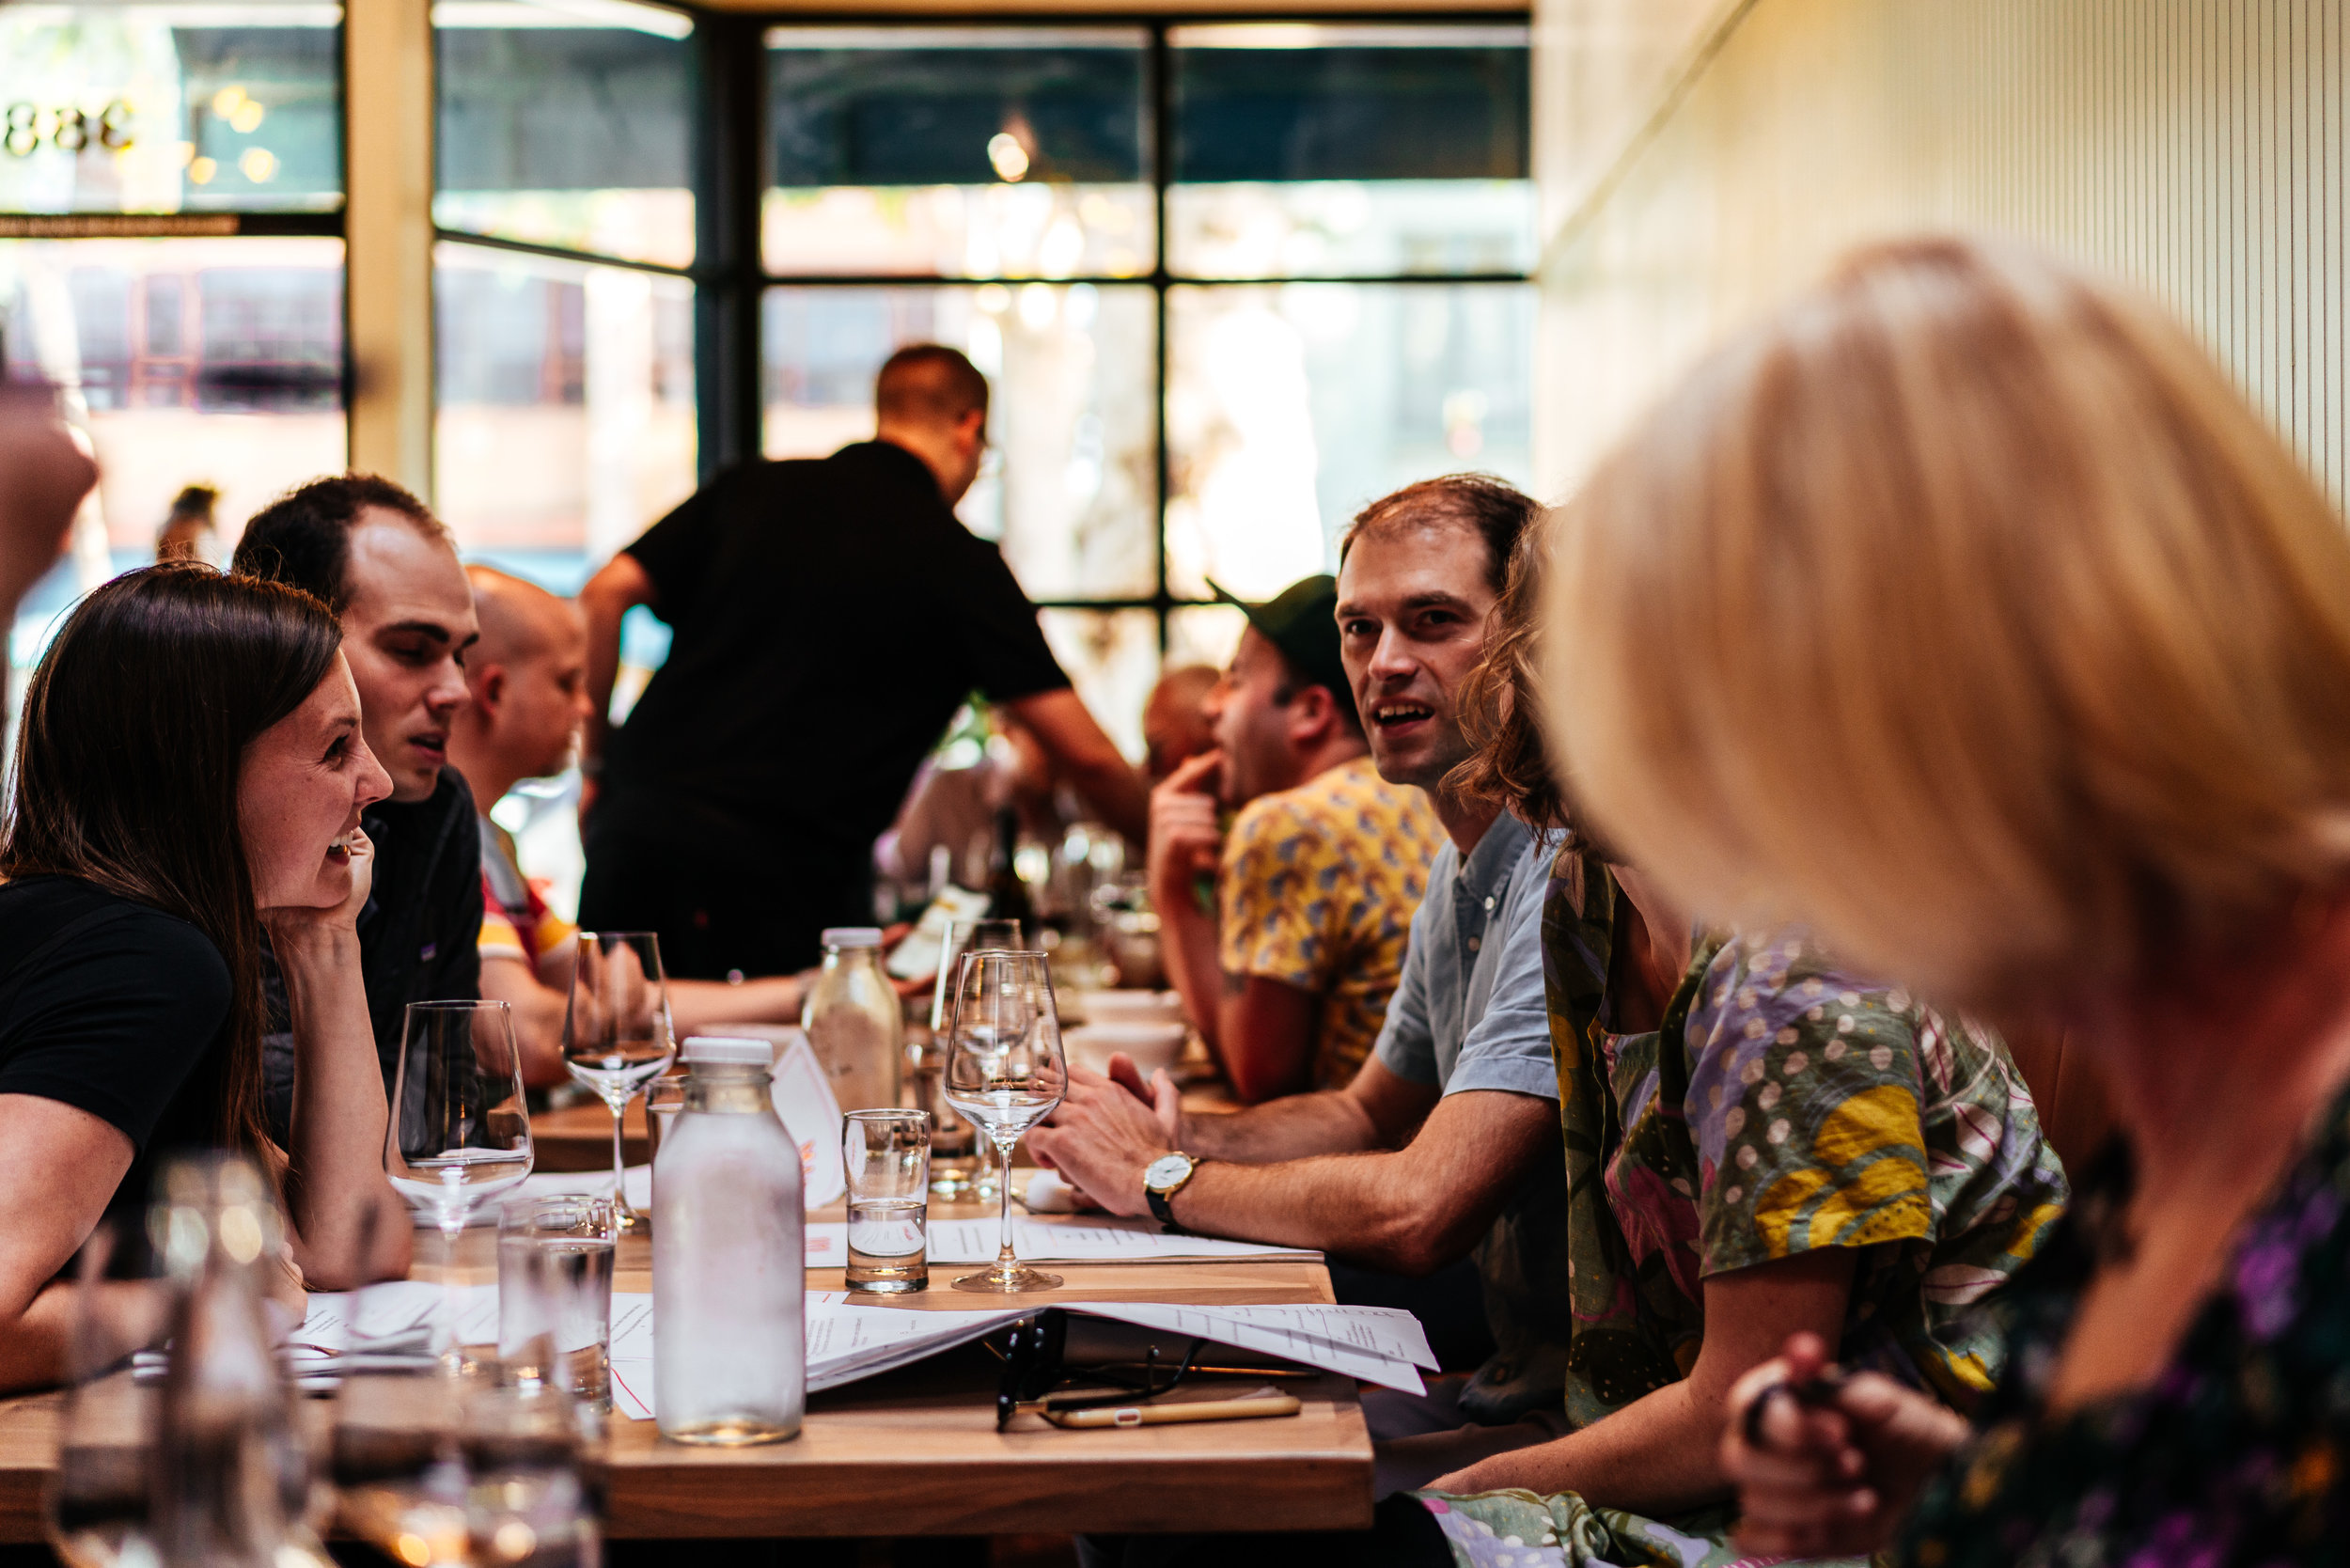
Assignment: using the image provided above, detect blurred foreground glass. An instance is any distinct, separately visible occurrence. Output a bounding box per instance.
[1163,280,1535,598]
[941,949,1066,1293]
[434,241,697,571]
[386,1000,534,1368]
[562,931,676,1235]
[760,282,1158,602]
[762,26,1150,277]
[842,1110,931,1294]
[458,1382,596,1568]
[149,1154,328,1568]
[48,1225,156,1568]
[498,1196,618,1408]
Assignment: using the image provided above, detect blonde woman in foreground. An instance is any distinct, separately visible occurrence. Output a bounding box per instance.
[1544,235,2350,1567]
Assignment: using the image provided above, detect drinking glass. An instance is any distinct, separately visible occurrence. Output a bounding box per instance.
[386,1000,534,1368]
[918,917,1020,1200]
[643,1075,687,1170]
[842,1110,931,1294]
[497,1196,618,1407]
[941,949,1065,1293]
[47,1225,157,1568]
[561,932,676,1236]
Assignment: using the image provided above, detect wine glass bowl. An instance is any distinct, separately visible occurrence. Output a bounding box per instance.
[561,932,676,1235]
[386,1000,534,1369]
[941,949,1065,1293]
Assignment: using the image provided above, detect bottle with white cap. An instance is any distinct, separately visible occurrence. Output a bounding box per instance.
[652,1035,804,1445]
[802,927,902,1115]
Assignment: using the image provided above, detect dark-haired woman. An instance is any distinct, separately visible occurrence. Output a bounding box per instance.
[0,564,411,1391]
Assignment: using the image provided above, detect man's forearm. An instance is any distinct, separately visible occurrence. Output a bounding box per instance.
[1179,1090,1379,1164]
[582,602,623,766]
[1166,1146,1467,1274]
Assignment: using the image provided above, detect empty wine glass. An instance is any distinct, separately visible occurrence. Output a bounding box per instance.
[941,949,1065,1294]
[919,918,1021,1201]
[561,932,676,1235]
[386,1000,534,1369]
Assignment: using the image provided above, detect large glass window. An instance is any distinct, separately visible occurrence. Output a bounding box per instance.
[765,28,1151,278]
[0,0,343,215]
[433,0,697,589]
[434,0,693,268]
[760,21,1534,729]
[0,0,347,692]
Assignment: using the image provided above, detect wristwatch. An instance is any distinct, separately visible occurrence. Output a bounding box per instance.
[1142,1152,1202,1229]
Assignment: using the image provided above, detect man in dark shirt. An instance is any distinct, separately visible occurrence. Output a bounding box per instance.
[233,475,484,1140]
[578,345,1148,979]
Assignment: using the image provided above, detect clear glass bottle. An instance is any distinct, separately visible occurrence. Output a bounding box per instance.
[148,1153,328,1568]
[802,927,903,1114]
[652,1036,804,1446]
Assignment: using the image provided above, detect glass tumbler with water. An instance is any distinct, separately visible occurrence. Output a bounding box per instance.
[652,1037,805,1445]
[843,1110,931,1294]
[497,1196,618,1407]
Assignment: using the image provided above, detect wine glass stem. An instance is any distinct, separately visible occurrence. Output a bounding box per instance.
[607,1093,631,1215]
[436,1213,466,1372]
[994,1136,1017,1275]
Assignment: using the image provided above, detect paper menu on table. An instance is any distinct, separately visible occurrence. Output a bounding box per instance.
[605,1293,1428,1419]
[925,1216,1319,1265]
[771,1032,846,1207]
[293,1281,499,1352]
[1095,1303,1434,1393]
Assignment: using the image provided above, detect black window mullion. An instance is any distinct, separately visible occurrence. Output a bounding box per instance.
[695,11,766,479]
[1150,19,1173,651]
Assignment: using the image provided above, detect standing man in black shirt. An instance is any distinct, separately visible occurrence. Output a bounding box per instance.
[577,345,1149,979]
[234,475,484,1140]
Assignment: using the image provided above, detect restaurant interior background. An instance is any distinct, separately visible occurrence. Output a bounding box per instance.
[1,0,2342,916]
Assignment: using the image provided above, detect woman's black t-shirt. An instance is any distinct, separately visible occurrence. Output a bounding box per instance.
[0,875,233,1217]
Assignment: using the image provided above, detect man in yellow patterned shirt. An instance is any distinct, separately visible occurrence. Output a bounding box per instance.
[1150,574,1443,1101]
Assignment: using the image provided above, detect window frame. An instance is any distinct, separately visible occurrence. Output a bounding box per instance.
[703,11,1535,651]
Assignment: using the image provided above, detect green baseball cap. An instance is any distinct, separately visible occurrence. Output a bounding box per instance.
[1209,573,1351,707]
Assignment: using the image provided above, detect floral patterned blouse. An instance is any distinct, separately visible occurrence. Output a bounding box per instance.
[1897,1078,2350,1568]
[1417,849,2071,1568]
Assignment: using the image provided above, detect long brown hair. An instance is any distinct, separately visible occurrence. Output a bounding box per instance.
[1449,515,1574,838]
[2,564,344,1158]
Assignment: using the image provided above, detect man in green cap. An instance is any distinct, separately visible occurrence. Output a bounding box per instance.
[1147,572,1444,1103]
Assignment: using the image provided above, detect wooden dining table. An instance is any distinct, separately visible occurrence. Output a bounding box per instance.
[0,1183,1375,1543]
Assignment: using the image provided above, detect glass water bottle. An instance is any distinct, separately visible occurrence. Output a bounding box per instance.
[802,927,903,1114]
[652,1036,804,1445]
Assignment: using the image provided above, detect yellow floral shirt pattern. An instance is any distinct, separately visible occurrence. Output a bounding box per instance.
[1217,755,1442,1090]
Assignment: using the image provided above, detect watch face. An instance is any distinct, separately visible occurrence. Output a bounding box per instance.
[1144,1153,1193,1192]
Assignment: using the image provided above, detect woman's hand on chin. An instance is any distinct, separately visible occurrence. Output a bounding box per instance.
[259,825,375,944]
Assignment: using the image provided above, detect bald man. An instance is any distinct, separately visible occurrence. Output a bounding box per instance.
[453,566,808,1085]
[577,343,1149,978]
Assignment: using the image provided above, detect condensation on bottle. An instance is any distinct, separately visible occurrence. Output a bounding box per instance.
[652,1036,804,1446]
[802,927,903,1116]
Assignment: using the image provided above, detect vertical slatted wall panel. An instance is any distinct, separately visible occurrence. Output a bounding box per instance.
[1534,0,2350,503]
